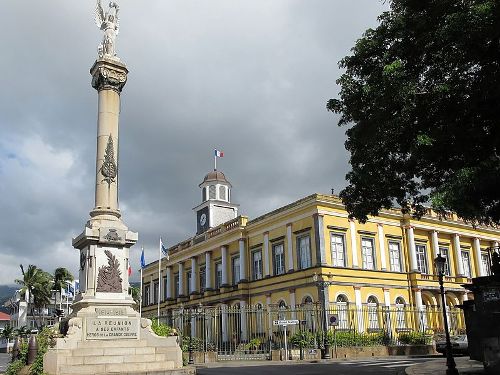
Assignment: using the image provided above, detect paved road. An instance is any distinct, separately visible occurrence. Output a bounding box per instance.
[0,353,10,374]
[198,357,431,375]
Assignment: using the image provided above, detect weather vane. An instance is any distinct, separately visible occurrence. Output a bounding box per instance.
[94,1,120,59]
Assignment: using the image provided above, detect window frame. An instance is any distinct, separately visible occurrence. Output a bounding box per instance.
[232,255,241,285]
[415,244,429,274]
[438,247,451,276]
[481,251,491,276]
[252,249,263,280]
[215,262,223,289]
[199,265,206,292]
[174,273,179,298]
[461,250,472,278]
[272,242,286,275]
[388,240,402,272]
[361,236,376,270]
[330,232,346,267]
[296,234,312,270]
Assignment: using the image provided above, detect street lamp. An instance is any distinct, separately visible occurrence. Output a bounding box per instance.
[312,272,334,359]
[434,254,459,375]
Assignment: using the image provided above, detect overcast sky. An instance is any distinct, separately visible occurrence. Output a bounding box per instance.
[0,0,388,286]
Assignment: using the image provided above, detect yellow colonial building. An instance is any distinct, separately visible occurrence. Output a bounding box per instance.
[141,169,498,346]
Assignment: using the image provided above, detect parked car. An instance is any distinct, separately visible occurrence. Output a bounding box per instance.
[436,335,468,355]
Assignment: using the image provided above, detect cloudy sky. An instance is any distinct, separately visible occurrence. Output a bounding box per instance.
[0,0,388,285]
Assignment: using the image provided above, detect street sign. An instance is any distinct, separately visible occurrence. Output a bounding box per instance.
[328,314,339,326]
[273,319,299,326]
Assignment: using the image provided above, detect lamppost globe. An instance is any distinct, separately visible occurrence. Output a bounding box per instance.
[434,254,446,276]
[312,273,318,283]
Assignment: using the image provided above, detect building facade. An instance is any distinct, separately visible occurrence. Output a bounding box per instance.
[142,171,498,329]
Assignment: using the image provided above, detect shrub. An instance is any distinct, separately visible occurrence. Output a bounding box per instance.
[6,341,28,375]
[151,319,176,337]
[398,331,432,345]
[29,326,62,375]
[289,331,316,349]
[326,331,390,347]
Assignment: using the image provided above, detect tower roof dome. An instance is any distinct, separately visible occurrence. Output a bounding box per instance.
[200,170,231,186]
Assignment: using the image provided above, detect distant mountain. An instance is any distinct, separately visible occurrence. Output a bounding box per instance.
[0,285,18,313]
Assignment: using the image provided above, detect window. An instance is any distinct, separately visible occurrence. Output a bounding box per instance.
[232,256,241,285]
[174,274,179,298]
[336,294,349,329]
[395,297,407,329]
[439,247,451,276]
[215,262,223,288]
[415,244,428,274]
[200,266,206,292]
[361,237,375,270]
[209,185,216,199]
[153,281,159,304]
[462,251,472,278]
[481,252,491,275]
[144,284,150,305]
[163,276,168,300]
[219,186,226,201]
[330,233,346,267]
[273,243,285,275]
[388,241,402,272]
[252,250,263,280]
[187,271,192,294]
[297,235,312,269]
[202,187,207,201]
[367,296,380,330]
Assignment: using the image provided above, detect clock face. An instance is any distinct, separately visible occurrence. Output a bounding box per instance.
[200,213,207,226]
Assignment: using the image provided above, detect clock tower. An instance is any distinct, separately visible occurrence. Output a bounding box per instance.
[194,170,238,234]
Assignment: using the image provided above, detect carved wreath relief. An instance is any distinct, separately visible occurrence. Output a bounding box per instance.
[96,250,123,293]
[100,135,117,187]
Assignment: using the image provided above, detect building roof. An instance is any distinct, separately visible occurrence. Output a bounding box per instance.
[0,312,10,321]
[200,170,231,186]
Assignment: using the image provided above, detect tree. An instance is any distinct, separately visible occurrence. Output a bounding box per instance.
[129,285,140,311]
[327,0,500,225]
[1,324,14,341]
[53,267,74,309]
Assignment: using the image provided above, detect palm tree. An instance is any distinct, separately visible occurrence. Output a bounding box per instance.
[129,285,140,311]
[53,267,74,310]
[15,264,53,329]
[1,324,14,342]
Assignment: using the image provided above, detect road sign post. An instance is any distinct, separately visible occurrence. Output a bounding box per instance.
[273,320,299,361]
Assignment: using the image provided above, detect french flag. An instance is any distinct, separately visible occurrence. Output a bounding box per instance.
[214,149,224,157]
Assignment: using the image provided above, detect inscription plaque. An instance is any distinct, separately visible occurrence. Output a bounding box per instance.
[86,317,139,340]
[95,307,127,316]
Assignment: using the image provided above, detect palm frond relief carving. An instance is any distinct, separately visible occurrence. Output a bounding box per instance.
[96,249,122,293]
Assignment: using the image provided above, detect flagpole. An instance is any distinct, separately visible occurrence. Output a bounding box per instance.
[157,237,162,321]
[139,267,143,316]
[214,152,217,171]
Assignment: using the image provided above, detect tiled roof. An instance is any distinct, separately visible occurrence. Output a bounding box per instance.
[0,312,10,320]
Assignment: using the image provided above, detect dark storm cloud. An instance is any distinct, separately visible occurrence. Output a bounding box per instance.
[0,1,388,284]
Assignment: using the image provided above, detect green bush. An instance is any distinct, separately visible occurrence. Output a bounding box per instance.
[151,319,176,337]
[289,331,316,349]
[6,341,28,375]
[29,326,61,375]
[325,331,390,347]
[181,335,205,352]
[398,331,432,345]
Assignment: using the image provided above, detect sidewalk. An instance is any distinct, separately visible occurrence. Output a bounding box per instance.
[405,356,485,375]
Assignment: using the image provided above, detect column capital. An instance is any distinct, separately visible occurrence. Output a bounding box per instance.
[286,222,292,228]
[411,287,422,292]
[353,286,361,291]
[382,287,390,292]
[90,58,128,93]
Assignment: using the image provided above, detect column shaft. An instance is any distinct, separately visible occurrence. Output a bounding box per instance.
[263,232,270,277]
[453,234,464,276]
[191,257,198,294]
[407,226,419,272]
[166,267,172,299]
[221,246,228,286]
[205,251,212,290]
[286,224,294,271]
[473,238,484,277]
[349,220,359,267]
[178,263,185,296]
[377,224,387,270]
[239,239,247,281]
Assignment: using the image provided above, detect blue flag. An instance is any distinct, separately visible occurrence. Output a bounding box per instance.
[66,283,74,296]
[140,247,146,268]
[160,237,169,260]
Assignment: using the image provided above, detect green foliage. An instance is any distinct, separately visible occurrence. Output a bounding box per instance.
[398,331,432,345]
[289,331,316,349]
[1,324,14,340]
[328,0,500,225]
[150,319,176,337]
[244,337,262,351]
[6,341,28,375]
[29,327,61,375]
[326,331,391,347]
[181,335,205,352]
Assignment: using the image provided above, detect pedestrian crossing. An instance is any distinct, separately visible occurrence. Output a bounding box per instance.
[337,357,424,369]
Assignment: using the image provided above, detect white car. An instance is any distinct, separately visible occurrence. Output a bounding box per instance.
[436,335,468,355]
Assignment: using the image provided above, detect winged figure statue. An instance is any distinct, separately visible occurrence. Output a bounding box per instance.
[95,1,120,59]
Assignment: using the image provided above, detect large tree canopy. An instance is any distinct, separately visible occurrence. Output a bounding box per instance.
[328,0,500,225]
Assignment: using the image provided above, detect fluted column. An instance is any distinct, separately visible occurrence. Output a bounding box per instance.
[377,224,387,270]
[239,239,247,282]
[349,219,359,268]
[453,234,464,276]
[205,251,212,290]
[407,226,419,272]
[221,246,229,287]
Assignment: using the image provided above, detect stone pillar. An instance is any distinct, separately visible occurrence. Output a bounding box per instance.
[266,294,273,338]
[205,251,212,290]
[453,234,465,276]
[286,224,294,272]
[349,219,359,268]
[263,232,270,277]
[407,226,419,272]
[239,239,247,282]
[221,246,229,287]
[377,224,387,270]
[290,289,297,319]
[314,214,327,266]
[221,303,229,342]
[89,59,128,220]
[166,267,172,300]
[431,230,440,258]
[414,288,425,330]
[473,237,484,277]
[190,257,198,294]
[354,286,364,332]
[240,300,248,341]
[178,262,185,297]
[383,288,391,308]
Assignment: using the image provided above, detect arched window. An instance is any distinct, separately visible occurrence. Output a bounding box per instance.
[395,297,407,329]
[367,296,380,330]
[336,294,349,329]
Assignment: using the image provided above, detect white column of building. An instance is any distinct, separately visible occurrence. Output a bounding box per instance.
[178,262,185,296]
[383,288,392,331]
[377,224,387,270]
[191,257,198,294]
[263,232,270,277]
[166,267,172,300]
[286,224,294,271]
[354,286,364,332]
[221,246,228,286]
[239,239,247,281]
[407,226,419,272]
[453,234,464,276]
[221,303,229,342]
[266,294,273,338]
[240,300,248,341]
[383,288,391,308]
[205,251,212,290]
[473,237,484,277]
[431,231,440,258]
[149,275,153,304]
[290,290,297,319]
[414,288,425,330]
[349,219,359,268]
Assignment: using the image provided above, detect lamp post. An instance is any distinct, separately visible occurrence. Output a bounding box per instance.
[312,272,334,359]
[434,254,459,375]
